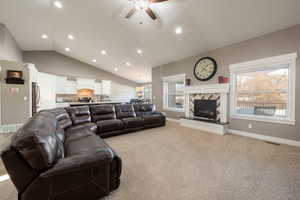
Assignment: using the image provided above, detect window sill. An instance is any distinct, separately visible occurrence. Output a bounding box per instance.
[231,114,295,125]
[163,107,185,113]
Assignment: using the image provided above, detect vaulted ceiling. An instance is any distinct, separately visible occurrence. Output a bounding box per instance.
[0,0,300,83]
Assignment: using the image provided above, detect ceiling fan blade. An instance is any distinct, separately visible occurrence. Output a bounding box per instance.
[145,7,157,20]
[125,7,137,19]
[148,0,168,3]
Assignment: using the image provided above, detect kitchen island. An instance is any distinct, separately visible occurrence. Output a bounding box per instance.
[56,101,126,107]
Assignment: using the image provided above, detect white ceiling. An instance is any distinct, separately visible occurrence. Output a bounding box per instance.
[0,0,300,83]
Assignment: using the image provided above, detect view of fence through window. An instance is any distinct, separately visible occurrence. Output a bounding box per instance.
[236,66,289,119]
[167,81,185,109]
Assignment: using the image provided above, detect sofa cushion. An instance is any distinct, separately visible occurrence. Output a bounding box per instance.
[11,111,60,170]
[67,122,97,133]
[64,134,113,157]
[49,108,72,131]
[121,117,144,129]
[115,104,136,119]
[133,104,155,117]
[90,105,116,122]
[65,128,94,142]
[97,119,124,133]
[142,113,165,124]
[68,106,91,125]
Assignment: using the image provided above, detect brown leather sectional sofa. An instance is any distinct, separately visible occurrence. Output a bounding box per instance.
[1,104,165,200]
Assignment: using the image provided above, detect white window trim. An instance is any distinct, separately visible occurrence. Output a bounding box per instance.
[229,52,297,125]
[162,73,185,112]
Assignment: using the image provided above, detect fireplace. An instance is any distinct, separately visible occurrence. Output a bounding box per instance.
[194,99,217,121]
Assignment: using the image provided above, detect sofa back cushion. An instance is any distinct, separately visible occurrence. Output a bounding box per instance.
[11,111,61,170]
[133,104,155,117]
[68,106,91,125]
[90,105,116,122]
[115,104,136,119]
[49,108,72,131]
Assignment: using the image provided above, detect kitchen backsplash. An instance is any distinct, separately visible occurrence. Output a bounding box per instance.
[56,94,110,103]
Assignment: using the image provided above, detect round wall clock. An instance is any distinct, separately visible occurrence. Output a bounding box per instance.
[194,57,218,81]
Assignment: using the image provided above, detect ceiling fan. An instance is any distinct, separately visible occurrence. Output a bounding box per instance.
[125,0,169,21]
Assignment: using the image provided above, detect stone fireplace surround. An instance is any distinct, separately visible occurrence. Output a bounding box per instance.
[180,83,230,135]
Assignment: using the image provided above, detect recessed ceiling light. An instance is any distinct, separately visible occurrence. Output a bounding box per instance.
[126,62,131,67]
[101,50,107,55]
[53,1,63,9]
[65,47,70,52]
[175,27,183,35]
[114,67,118,71]
[137,49,143,54]
[92,59,97,63]
[41,34,48,39]
[68,34,75,40]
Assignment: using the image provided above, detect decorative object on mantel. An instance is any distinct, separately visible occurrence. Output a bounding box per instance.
[6,70,24,84]
[185,78,191,86]
[194,57,217,81]
[218,76,229,83]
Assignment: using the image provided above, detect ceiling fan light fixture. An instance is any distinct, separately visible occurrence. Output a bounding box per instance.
[134,0,149,10]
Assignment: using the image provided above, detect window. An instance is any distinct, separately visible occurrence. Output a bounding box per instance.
[143,85,152,100]
[230,53,297,124]
[163,74,185,112]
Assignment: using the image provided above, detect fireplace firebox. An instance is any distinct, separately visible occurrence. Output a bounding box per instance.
[194,99,217,121]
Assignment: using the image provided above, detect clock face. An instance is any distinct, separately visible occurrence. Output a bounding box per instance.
[194,57,217,81]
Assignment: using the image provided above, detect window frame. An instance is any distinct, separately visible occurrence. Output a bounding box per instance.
[162,73,186,112]
[229,53,297,125]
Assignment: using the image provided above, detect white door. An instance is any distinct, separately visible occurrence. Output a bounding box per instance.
[37,72,57,111]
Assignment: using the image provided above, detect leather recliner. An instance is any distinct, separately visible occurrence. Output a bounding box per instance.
[115,104,144,132]
[90,105,124,138]
[1,104,165,200]
[67,106,97,133]
[1,109,121,200]
[133,104,166,128]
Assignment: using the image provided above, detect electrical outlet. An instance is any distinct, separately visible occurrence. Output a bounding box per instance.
[248,124,252,129]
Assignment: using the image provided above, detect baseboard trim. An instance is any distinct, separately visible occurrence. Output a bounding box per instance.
[227,129,300,147]
[0,123,23,133]
[166,118,181,123]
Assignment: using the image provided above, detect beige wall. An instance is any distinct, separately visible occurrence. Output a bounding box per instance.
[0,61,30,125]
[0,23,23,62]
[152,24,300,141]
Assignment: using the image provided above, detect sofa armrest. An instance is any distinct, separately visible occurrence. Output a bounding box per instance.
[21,150,116,200]
[42,150,112,178]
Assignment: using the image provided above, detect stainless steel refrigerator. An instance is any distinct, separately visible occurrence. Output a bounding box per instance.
[32,82,40,115]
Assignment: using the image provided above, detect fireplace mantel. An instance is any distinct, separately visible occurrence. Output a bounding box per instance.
[184,83,229,94]
[184,83,230,127]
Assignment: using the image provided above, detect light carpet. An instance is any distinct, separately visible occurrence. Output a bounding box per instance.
[1,122,300,200]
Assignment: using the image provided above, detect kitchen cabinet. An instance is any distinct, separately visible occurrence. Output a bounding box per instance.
[37,72,57,111]
[28,64,38,83]
[102,80,111,96]
[56,76,77,94]
[94,81,102,95]
[56,76,67,94]
[66,78,77,94]
[77,78,96,90]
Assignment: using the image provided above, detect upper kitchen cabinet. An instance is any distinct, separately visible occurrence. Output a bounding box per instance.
[56,76,77,94]
[56,76,67,94]
[102,80,111,96]
[37,72,57,110]
[77,78,96,90]
[94,81,102,95]
[66,77,77,94]
[27,64,38,83]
